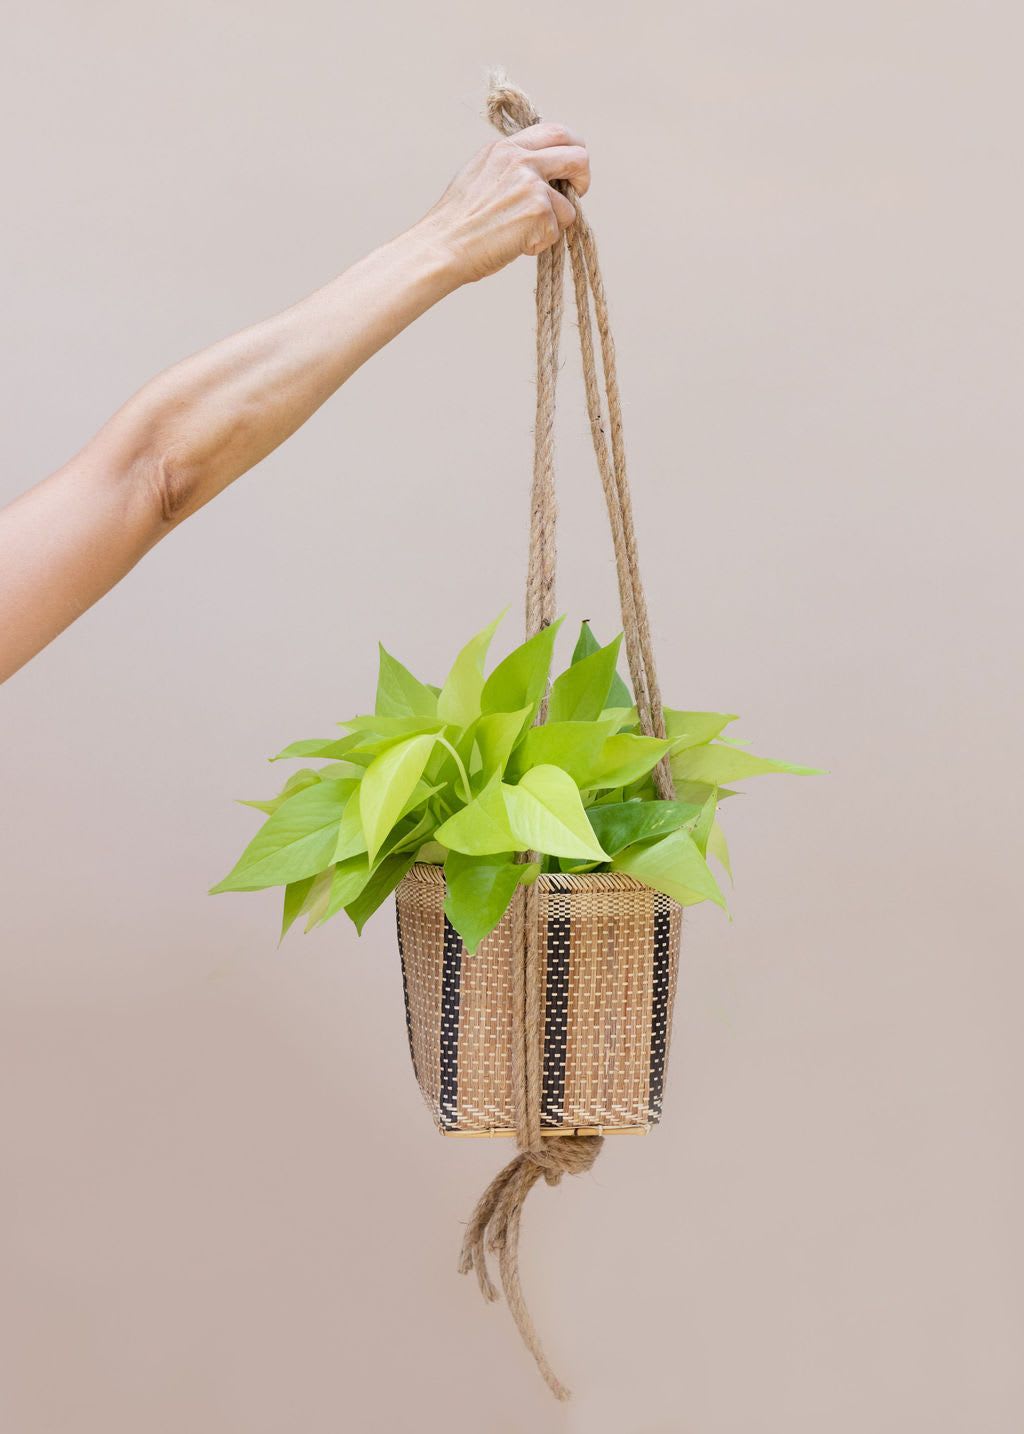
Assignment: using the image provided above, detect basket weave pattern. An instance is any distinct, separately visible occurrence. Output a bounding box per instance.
[396,863,682,1134]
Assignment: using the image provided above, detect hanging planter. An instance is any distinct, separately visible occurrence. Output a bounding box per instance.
[211,76,819,1402]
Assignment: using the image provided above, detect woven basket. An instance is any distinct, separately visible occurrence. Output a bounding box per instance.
[396,863,682,1136]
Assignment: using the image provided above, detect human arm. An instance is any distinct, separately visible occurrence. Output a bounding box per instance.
[0,123,589,682]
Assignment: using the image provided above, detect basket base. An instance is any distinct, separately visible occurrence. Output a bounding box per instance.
[439,1123,651,1139]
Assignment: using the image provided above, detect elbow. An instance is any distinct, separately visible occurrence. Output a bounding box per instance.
[148,446,202,528]
[116,441,203,538]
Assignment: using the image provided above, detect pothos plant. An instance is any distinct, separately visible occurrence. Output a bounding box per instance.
[211,614,817,951]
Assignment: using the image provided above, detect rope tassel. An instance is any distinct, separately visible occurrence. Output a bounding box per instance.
[458,1137,604,1402]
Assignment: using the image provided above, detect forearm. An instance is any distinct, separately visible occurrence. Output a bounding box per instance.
[102,222,461,525]
[0,224,460,681]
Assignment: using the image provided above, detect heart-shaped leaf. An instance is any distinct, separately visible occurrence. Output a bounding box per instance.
[343,854,415,935]
[672,745,822,785]
[582,733,672,789]
[375,644,438,719]
[435,775,518,856]
[503,765,608,861]
[210,779,356,893]
[443,851,524,954]
[585,799,702,857]
[437,611,505,729]
[612,827,726,908]
[548,633,624,723]
[481,619,563,715]
[570,621,633,707]
[508,719,616,785]
[360,733,438,863]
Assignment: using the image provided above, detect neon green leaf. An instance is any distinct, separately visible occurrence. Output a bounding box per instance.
[612,827,726,909]
[472,706,533,781]
[375,644,437,719]
[481,619,563,715]
[548,634,623,723]
[359,733,438,863]
[508,719,616,785]
[584,733,672,789]
[503,765,608,861]
[344,854,415,935]
[436,611,505,729]
[210,779,356,893]
[571,621,632,707]
[672,744,822,785]
[435,775,518,856]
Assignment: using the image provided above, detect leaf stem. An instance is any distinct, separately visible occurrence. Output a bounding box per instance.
[434,736,473,806]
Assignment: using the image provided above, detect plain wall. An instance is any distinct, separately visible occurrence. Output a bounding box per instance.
[2,3,1021,1431]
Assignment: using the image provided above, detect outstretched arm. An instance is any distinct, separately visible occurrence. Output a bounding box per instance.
[0,122,589,683]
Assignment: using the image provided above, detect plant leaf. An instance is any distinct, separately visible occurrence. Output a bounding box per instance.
[302,867,336,931]
[321,854,372,923]
[472,706,533,782]
[663,711,739,751]
[344,854,415,935]
[508,719,616,786]
[707,818,733,881]
[612,827,727,909]
[280,876,315,940]
[503,765,609,861]
[481,619,563,715]
[359,733,438,863]
[239,767,321,815]
[271,734,366,762]
[672,744,822,785]
[690,790,718,857]
[435,775,518,855]
[375,644,437,719]
[437,611,505,729]
[331,784,366,863]
[583,733,672,789]
[548,633,623,723]
[210,779,356,893]
[443,851,524,954]
[340,714,443,739]
[585,799,703,857]
[571,621,632,706]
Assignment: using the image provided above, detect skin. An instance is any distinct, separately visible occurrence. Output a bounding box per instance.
[0,122,589,684]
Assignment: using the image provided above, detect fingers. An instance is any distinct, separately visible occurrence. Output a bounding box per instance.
[528,144,590,196]
[549,187,577,231]
[513,121,585,151]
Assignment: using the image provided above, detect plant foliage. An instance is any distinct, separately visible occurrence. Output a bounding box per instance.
[211,616,818,951]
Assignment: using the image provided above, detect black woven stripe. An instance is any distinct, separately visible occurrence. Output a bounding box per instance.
[648,899,672,1122]
[438,916,463,1130]
[395,905,417,1083]
[541,911,571,1127]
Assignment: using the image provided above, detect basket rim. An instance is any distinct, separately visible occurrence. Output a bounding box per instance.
[402,860,661,895]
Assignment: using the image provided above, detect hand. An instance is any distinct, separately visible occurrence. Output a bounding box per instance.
[419,122,591,285]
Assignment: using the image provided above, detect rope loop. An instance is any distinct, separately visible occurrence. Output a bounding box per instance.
[457,74,675,1402]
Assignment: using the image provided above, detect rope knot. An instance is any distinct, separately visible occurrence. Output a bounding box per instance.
[486,70,541,136]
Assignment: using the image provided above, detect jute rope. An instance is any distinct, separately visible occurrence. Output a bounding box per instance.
[457,74,676,1401]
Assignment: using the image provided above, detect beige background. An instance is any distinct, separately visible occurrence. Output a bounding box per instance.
[2,2,1021,1431]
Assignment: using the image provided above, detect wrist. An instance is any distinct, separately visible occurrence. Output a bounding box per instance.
[401,216,472,293]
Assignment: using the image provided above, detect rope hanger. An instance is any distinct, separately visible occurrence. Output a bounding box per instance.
[457,75,676,1402]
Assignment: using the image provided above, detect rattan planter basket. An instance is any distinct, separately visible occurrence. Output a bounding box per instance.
[396,863,682,1136]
